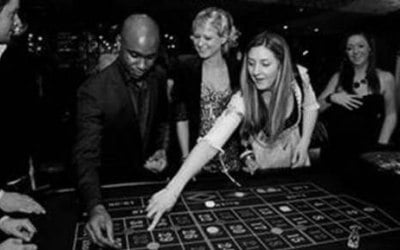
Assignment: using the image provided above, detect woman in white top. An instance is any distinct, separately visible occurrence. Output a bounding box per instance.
[146,30,319,230]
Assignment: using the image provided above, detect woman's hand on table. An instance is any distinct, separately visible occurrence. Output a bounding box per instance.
[291,140,309,168]
[146,188,179,231]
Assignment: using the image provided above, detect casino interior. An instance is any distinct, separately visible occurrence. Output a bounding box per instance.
[2,0,400,249]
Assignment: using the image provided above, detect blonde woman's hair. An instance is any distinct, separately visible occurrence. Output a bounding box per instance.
[192,7,240,54]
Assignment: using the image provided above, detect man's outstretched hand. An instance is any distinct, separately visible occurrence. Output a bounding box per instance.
[85,205,120,249]
[0,192,45,215]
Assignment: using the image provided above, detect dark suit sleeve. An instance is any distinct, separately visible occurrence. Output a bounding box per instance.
[73,81,103,212]
[154,68,170,151]
[171,57,189,121]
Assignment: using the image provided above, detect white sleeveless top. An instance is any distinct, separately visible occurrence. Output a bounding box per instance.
[199,65,319,153]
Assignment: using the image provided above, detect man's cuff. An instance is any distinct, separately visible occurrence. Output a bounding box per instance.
[86,198,101,213]
[0,189,4,201]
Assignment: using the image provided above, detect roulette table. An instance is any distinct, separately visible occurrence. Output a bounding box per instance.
[32,168,400,250]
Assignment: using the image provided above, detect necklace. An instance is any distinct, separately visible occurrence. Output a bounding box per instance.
[353,78,367,89]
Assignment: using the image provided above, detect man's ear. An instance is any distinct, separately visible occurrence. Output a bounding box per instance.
[115,35,121,50]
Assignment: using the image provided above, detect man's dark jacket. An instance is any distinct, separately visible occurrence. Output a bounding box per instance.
[73,60,169,211]
[1,44,38,186]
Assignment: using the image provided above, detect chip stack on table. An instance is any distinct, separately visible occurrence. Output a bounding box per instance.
[347,225,361,249]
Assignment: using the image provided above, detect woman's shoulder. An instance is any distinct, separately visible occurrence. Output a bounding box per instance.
[376,68,395,83]
[376,68,395,92]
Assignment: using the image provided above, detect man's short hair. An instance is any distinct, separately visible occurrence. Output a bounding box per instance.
[0,0,12,12]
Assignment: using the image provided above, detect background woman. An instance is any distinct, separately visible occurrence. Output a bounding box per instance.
[171,7,241,173]
[318,31,397,162]
[147,30,319,230]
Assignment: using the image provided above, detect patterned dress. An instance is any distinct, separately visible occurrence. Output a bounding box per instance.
[199,83,241,172]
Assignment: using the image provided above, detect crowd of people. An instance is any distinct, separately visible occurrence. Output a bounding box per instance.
[1,1,398,248]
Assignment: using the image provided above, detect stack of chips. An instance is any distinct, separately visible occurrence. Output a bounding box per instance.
[347,225,361,249]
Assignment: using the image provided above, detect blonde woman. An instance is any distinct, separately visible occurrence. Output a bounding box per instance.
[172,7,242,173]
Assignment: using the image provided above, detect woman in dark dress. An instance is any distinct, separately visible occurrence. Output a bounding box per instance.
[318,31,397,165]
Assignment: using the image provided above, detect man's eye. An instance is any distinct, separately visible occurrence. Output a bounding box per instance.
[129,53,139,58]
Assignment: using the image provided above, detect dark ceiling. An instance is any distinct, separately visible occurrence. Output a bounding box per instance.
[23,0,400,35]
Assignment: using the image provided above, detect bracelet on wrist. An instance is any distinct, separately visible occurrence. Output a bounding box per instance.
[240,150,254,160]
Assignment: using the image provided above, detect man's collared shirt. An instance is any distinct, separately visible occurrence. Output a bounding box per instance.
[117,58,151,139]
[0,44,7,60]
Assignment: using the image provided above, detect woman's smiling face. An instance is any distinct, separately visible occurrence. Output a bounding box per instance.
[191,21,226,59]
[346,34,370,67]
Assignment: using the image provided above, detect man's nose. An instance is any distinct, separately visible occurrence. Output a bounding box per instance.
[137,58,147,70]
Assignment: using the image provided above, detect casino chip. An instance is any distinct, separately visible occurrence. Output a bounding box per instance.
[278,205,292,213]
[147,242,160,250]
[205,200,216,208]
[270,227,283,235]
[234,191,245,198]
[256,188,267,194]
[363,207,375,212]
[206,226,220,234]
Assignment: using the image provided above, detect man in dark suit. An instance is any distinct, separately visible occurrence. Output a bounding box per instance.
[0,0,45,249]
[74,14,169,248]
[1,0,38,190]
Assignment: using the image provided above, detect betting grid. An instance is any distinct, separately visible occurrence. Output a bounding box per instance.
[73,182,400,250]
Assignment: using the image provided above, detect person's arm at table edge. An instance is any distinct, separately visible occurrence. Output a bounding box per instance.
[73,80,104,213]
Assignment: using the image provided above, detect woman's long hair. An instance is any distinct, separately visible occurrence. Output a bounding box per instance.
[240,31,295,142]
[338,31,380,94]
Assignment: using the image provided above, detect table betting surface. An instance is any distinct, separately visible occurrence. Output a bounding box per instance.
[33,168,400,250]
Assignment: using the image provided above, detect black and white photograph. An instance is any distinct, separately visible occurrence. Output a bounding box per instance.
[0,0,399,249]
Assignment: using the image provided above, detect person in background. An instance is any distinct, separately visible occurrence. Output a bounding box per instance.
[0,191,39,250]
[172,7,242,174]
[318,31,397,165]
[1,0,37,191]
[147,30,319,230]
[74,14,169,248]
[0,0,45,249]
